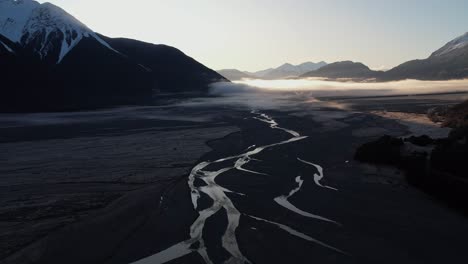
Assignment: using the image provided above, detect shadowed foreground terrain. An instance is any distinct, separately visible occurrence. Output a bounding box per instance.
[356,99,468,214]
[1,93,468,264]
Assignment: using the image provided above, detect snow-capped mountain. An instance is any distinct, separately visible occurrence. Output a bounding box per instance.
[0,0,116,63]
[384,32,468,81]
[0,0,226,112]
[0,0,38,42]
[431,32,468,57]
[300,32,468,81]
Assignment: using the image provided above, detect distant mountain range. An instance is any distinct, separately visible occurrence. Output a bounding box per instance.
[0,0,226,112]
[222,32,468,82]
[2,0,467,113]
[382,32,468,81]
[301,32,468,81]
[217,69,256,81]
[301,61,383,80]
[218,61,327,80]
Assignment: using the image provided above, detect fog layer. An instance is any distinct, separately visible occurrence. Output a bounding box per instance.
[214,79,468,98]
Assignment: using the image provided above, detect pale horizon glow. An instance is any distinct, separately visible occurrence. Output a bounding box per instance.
[37,0,468,72]
[226,78,468,96]
[167,78,468,111]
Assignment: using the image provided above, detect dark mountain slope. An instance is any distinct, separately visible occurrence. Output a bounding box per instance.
[383,32,468,81]
[217,69,254,81]
[0,33,153,112]
[300,33,468,81]
[0,0,226,112]
[101,36,228,92]
[383,45,468,80]
[301,61,382,79]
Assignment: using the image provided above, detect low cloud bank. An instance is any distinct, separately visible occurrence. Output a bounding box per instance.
[201,78,468,110]
[4,79,467,126]
[214,79,468,97]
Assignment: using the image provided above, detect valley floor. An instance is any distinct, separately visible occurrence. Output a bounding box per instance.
[1,92,468,264]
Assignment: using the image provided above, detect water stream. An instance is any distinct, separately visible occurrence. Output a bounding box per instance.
[132,111,344,264]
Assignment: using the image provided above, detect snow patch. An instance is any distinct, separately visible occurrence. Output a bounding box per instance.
[0,0,118,63]
[0,39,14,53]
[433,32,468,57]
[0,0,39,42]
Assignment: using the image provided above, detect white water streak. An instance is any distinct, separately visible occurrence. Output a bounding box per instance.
[253,112,301,137]
[133,111,342,264]
[297,158,338,191]
[247,215,347,255]
[131,242,193,264]
[246,145,256,150]
[235,156,268,175]
[274,176,340,225]
[274,197,340,225]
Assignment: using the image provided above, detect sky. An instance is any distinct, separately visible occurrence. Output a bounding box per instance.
[37,0,468,72]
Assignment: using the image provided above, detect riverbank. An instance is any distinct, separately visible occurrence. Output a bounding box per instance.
[355,100,468,215]
[2,93,468,263]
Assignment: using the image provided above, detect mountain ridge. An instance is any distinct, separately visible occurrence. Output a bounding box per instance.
[300,32,468,81]
[0,0,226,112]
[382,31,468,81]
[431,32,468,57]
[0,0,118,63]
[301,61,383,79]
[218,61,327,80]
[217,69,255,81]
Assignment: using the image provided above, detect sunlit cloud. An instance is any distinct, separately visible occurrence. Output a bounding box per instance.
[227,78,468,97]
[370,65,389,71]
[200,78,468,111]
